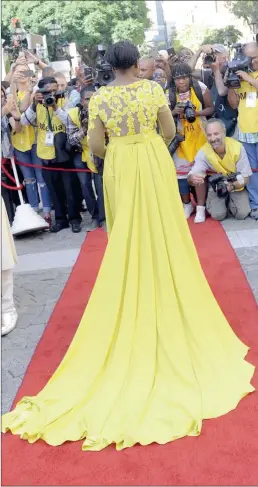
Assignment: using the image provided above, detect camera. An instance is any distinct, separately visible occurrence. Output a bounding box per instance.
[168,132,185,155]
[177,101,196,123]
[225,43,251,89]
[209,172,244,198]
[39,89,65,107]
[95,44,115,87]
[203,49,216,66]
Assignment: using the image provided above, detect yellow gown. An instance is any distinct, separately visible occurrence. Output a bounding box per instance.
[2,80,255,451]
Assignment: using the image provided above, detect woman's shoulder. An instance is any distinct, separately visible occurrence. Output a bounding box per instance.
[197,80,208,94]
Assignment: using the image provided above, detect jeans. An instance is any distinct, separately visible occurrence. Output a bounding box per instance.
[178,178,190,195]
[243,142,258,209]
[42,159,82,224]
[14,145,51,213]
[73,153,105,223]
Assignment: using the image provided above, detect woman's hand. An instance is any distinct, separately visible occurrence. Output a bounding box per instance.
[5,94,16,113]
[172,104,184,117]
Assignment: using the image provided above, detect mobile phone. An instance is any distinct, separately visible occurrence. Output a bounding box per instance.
[167,47,176,57]
[22,70,35,78]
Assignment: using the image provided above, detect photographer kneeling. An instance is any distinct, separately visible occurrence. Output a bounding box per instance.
[21,76,82,233]
[66,87,106,231]
[188,119,252,221]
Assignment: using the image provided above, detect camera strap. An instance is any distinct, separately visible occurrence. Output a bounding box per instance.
[45,107,54,147]
[46,107,54,132]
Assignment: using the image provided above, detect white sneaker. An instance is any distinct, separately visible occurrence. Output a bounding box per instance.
[183,202,194,219]
[1,309,18,336]
[194,205,206,224]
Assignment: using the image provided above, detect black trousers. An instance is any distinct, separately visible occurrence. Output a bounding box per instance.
[73,153,105,224]
[42,159,81,224]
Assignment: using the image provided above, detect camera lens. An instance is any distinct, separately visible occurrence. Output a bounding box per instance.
[184,107,196,124]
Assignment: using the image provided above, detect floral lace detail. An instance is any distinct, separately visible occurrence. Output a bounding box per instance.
[88,80,168,137]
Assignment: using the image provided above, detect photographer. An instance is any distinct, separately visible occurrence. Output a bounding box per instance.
[8,63,52,225]
[21,76,82,233]
[1,88,23,223]
[189,44,238,137]
[169,62,214,222]
[227,42,258,220]
[54,72,81,109]
[188,119,252,222]
[66,87,106,231]
[139,56,155,80]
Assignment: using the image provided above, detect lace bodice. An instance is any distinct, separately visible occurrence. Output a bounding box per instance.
[88,79,175,159]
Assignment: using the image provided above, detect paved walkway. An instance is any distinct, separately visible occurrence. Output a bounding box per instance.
[2,214,258,413]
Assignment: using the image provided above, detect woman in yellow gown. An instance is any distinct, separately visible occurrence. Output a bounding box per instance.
[2,41,254,451]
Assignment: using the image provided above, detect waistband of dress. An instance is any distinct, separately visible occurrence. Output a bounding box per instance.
[109,130,159,145]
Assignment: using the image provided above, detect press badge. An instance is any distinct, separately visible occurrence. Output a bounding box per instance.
[246,92,257,108]
[45,131,54,146]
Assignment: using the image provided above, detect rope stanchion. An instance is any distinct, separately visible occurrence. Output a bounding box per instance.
[13,159,258,174]
[15,159,92,173]
[1,163,24,190]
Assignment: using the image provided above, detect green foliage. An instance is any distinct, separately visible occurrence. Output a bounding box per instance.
[1,0,150,61]
[202,25,242,46]
[177,24,212,52]
[226,1,258,27]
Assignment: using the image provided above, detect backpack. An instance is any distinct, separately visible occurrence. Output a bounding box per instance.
[169,79,204,111]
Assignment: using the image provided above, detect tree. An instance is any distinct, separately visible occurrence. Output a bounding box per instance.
[226,1,258,35]
[1,0,150,62]
[202,25,242,46]
[169,24,182,52]
[177,24,213,52]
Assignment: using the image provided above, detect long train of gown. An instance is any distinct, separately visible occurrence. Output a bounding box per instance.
[2,131,255,451]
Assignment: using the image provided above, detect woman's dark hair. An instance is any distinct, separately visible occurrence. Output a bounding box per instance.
[38,77,57,89]
[171,62,192,80]
[106,40,140,70]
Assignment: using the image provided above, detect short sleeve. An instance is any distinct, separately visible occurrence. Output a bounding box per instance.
[236,146,253,177]
[88,93,102,131]
[189,149,211,175]
[198,81,208,94]
[151,81,169,109]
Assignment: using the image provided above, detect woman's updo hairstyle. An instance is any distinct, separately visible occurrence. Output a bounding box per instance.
[107,40,140,70]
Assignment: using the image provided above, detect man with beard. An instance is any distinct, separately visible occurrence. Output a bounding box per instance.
[188,119,252,221]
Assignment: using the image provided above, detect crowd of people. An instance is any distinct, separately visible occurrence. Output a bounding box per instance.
[1,39,258,236]
[139,41,258,222]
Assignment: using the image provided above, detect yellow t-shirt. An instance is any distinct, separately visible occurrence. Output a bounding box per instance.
[12,91,35,152]
[236,71,258,134]
[36,99,66,160]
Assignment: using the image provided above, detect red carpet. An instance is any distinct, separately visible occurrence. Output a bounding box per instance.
[2,219,258,486]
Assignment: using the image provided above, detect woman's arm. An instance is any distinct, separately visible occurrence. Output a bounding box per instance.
[158,105,176,145]
[88,115,106,159]
[195,88,214,118]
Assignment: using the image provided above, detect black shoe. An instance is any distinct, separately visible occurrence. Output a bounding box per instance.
[71,222,81,233]
[50,221,69,233]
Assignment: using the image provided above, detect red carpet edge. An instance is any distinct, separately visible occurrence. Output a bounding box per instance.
[2,219,258,486]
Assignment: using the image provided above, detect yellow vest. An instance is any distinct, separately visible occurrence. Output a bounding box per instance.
[236,71,258,133]
[177,87,207,163]
[36,99,66,160]
[202,137,243,191]
[12,91,35,152]
[68,107,97,173]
